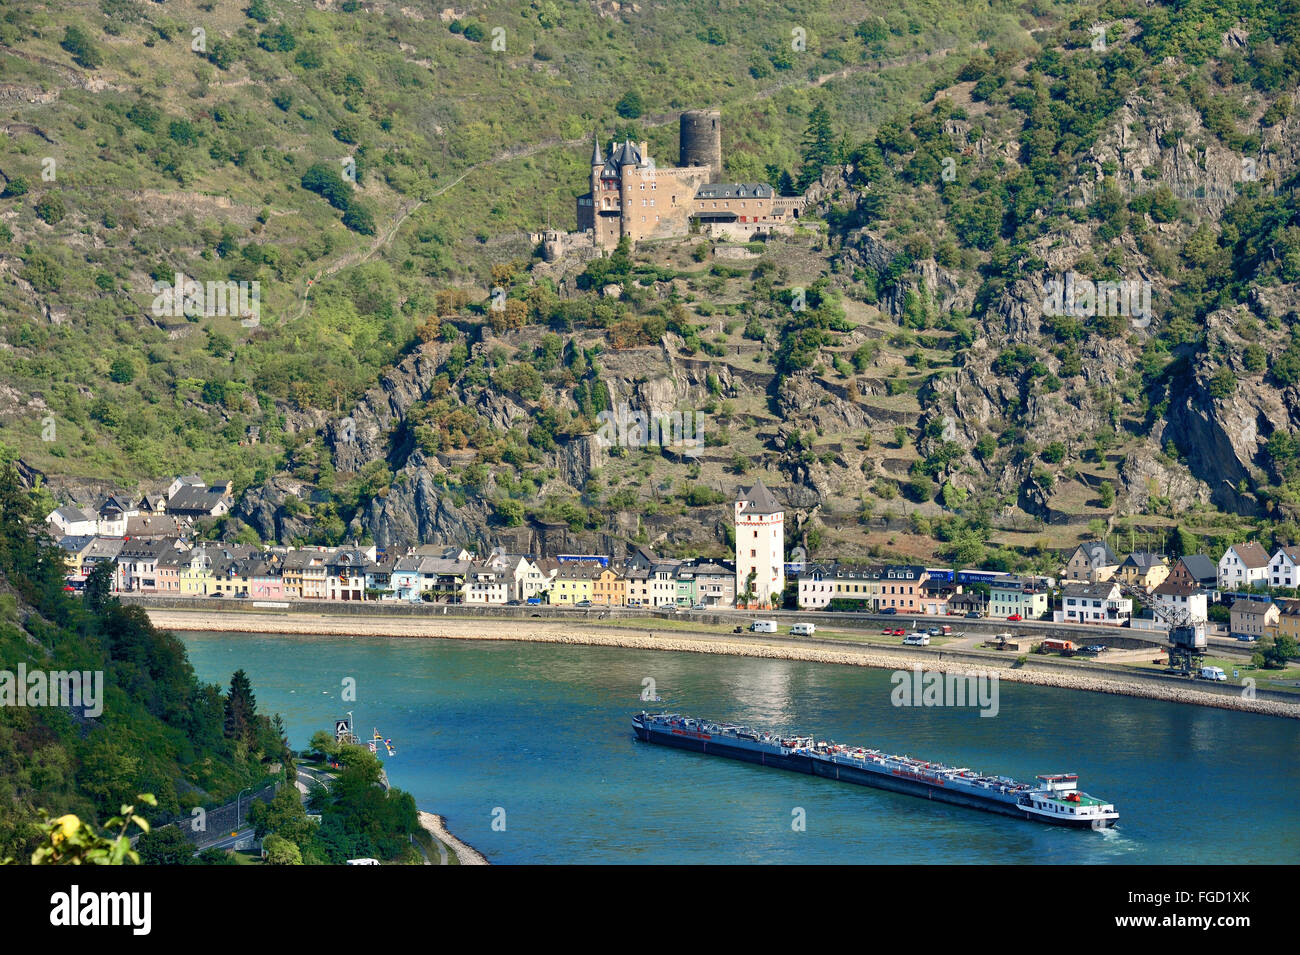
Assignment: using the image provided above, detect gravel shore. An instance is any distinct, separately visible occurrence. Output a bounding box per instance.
[151,608,1300,720]
[418,811,489,866]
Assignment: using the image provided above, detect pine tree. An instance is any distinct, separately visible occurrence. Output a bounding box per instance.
[83,562,115,614]
[224,669,258,748]
[799,103,836,189]
[273,713,295,779]
[0,459,35,582]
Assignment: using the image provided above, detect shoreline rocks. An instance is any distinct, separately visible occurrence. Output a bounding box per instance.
[418,811,489,866]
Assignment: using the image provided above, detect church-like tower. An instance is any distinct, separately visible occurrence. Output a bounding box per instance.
[735,481,784,609]
[590,133,603,202]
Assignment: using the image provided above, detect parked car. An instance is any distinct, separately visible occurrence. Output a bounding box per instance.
[903,634,930,646]
[940,625,953,635]
[1200,666,1227,682]
[891,628,906,636]
[880,607,898,615]
[789,623,816,637]
[1084,644,1107,653]
[525,596,542,605]
[211,592,224,598]
[750,620,778,633]
[964,611,981,618]
[1007,613,1022,621]
[576,600,592,607]
[927,627,942,636]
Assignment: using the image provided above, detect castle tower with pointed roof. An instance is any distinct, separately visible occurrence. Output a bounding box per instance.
[735,481,785,609]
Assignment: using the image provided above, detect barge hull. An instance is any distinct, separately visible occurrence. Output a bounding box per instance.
[637,724,813,773]
[639,722,1018,815]
[808,758,1025,819]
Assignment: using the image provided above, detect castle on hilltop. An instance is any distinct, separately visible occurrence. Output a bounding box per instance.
[539,110,805,260]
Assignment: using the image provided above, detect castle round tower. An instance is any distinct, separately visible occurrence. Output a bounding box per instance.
[680,109,722,182]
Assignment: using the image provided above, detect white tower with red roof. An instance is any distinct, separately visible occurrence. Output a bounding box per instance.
[735,481,784,609]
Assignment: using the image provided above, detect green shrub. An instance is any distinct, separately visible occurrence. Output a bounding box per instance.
[1207,365,1237,398]
[616,90,644,119]
[342,205,376,235]
[61,26,101,68]
[35,193,66,225]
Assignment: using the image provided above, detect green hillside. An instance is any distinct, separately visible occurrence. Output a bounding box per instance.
[3,0,1300,567]
[0,460,284,860]
[0,0,1055,487]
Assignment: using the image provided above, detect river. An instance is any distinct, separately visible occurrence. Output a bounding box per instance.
[180,630,1300,864]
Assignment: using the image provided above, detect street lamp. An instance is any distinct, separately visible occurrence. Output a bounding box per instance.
[235,787,252,826]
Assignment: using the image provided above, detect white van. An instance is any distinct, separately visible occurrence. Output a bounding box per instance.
[749,620,778,633]
[1199,666,1227,682]
[902,633,930,646]
[789,623,816,637]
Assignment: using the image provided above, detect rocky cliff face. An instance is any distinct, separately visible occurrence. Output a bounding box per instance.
[906,76,1300,525]
[1090,87,1300,220]
[1166,305,1300,516]
[358,457,490,549]
[233,318,771,550]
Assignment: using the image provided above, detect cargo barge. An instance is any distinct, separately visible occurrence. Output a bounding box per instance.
[632,711,1118,828]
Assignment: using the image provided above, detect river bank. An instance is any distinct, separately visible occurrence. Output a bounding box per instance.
[418,811,489,865]
[150,608,1300,720]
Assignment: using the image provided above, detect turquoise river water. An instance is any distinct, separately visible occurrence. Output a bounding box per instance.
[180,630,1300,864]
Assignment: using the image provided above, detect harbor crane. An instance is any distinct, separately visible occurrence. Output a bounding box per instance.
[1119,583,1207,676]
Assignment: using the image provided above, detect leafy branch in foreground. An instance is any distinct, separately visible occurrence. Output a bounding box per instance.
[3,794,157,866]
